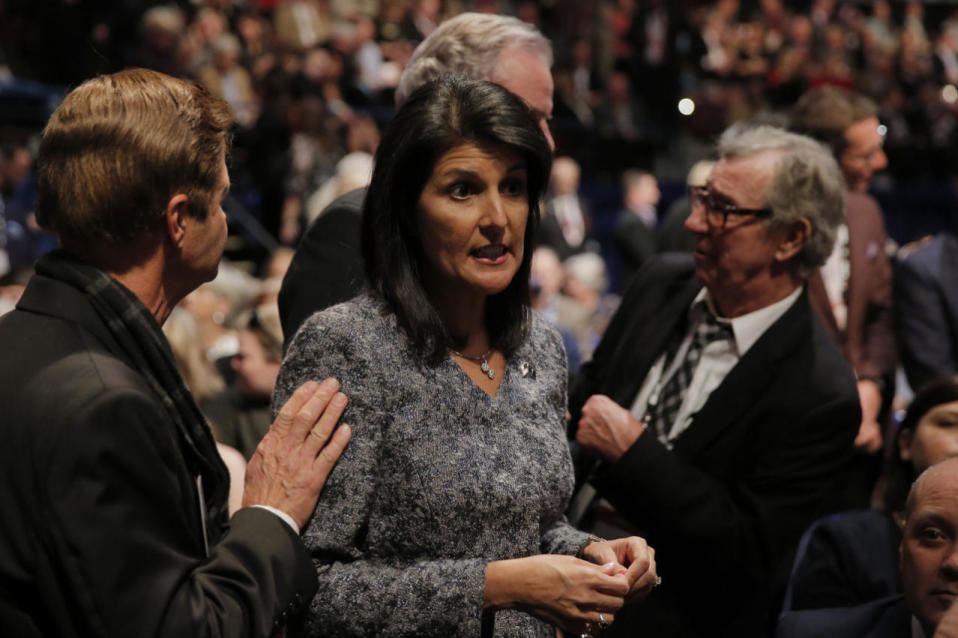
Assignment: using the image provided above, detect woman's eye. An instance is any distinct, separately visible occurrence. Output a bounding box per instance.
[502,178,527,197]
[449,183,473,200]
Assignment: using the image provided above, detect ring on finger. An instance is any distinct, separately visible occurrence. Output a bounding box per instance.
[598,612,609,627]
[654,575,662,587]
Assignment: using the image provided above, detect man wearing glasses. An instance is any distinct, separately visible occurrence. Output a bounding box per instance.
[567,125,862,637]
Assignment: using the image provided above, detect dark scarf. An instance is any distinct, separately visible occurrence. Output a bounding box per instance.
[35,249,230,542]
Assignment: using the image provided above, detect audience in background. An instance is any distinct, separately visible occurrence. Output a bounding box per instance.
[539,156,596,261]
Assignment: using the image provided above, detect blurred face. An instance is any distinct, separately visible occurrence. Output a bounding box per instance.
[182,156,230,285]
[492,47,555,151]
[900,462,958,634]
[840,116,887,192]
[416,142,529,303]
[231,331,280,398]
[684,154,784,307]
[900,401,958,473]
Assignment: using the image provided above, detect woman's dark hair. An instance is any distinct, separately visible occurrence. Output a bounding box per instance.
[883,374,958,513]
[361,75,552,364]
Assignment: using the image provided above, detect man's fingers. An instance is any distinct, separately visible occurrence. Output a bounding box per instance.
[272,381,321,436]
[313,424,351,476]
[288,378,340,439]
[305,391,348,452]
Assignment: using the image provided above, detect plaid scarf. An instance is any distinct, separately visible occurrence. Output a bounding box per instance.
[35,249,230,542]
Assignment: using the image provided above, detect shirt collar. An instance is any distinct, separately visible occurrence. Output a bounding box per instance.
[692,285,803,357]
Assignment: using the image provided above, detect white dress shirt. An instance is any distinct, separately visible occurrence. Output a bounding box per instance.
[629,285,803,447]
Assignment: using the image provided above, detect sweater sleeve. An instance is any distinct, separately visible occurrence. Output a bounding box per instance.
[274,307,490,637]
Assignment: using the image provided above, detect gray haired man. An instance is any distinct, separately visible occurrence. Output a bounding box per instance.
[569,125,862,637]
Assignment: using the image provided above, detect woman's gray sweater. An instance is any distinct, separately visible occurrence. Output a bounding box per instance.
[273,294,591,636]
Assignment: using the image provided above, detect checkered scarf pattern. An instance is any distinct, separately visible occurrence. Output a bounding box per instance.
[646,309,733,445]
[35,249,230,541]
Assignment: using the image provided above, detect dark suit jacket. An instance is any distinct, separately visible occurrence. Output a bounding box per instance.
[895,231,958,391]
[0,271,316,637]
[783,510,902,612]
[570,254,861,637]
[808,192,896,387]
[777,595,912,638]
[278,188,366,345]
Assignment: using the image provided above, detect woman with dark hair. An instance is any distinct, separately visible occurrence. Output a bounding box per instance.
[780,375,958,615]
[274,76,656,637]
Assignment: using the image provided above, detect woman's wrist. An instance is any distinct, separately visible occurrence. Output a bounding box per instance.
[483,558,522,611]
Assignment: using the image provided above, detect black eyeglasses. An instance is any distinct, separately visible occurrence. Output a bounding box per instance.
[688,186,773,229]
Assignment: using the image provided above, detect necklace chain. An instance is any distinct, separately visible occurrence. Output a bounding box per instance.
[450,348,495,379]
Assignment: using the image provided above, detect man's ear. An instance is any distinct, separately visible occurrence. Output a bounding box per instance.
[774,217,811,263]
[164,194,191,247]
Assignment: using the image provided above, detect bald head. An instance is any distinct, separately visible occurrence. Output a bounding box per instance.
[901,457,958,635]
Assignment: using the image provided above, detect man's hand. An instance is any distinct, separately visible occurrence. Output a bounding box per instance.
[854,379,883,454]
[243,379,351,529]
[575,395,644,462]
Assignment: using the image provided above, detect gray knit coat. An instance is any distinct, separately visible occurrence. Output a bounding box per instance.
[273,294,591,637]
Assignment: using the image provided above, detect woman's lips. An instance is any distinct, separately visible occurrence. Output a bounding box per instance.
[472,244,509,264]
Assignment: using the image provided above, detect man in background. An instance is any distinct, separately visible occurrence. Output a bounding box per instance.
[790,88,896,505]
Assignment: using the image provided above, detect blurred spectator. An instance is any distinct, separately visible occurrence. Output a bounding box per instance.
[304,151,373,224]
[613,170,660,290]
[1,142,52,269]
[791,87,897,508]
[539,156,595,260]
[530,246,582,374]
[274,0,332,51]
[206,304,284,460]
[198,34,257,127]
[556,252,619,360]
[896,227,958,392]
[134,6,188,78]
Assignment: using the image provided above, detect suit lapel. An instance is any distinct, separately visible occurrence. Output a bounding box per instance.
[674,288,813,457]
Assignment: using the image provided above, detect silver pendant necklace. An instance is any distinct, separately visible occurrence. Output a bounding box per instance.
[451,348,495,379]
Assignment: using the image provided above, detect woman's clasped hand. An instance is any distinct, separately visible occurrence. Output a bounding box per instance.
[483,536,656,634]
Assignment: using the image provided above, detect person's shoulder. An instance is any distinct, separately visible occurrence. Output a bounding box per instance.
[777,595,909,638]
[308,188,366,227]
[902,231,955,271]
[528,310,564,353]
[287,294,393,355]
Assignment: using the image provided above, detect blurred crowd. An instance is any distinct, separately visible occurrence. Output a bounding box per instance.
[4,1,958,267]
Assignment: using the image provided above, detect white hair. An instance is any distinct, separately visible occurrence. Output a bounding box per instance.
[394,12,552,107]
[717,124,847,276]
